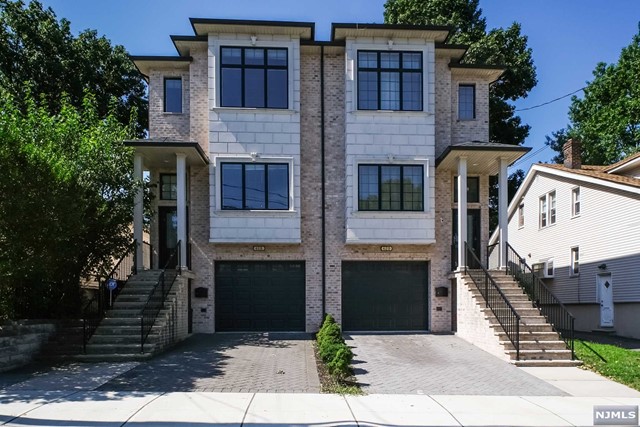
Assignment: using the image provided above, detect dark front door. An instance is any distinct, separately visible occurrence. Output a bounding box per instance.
[342,261,429,331]
[452,209,481,269]
[215,261,306,332]
[159,206,178,268]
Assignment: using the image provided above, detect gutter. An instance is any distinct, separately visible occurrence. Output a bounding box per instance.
[320,45,326,316]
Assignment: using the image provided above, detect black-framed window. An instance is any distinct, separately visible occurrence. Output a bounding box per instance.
[221,163,289,210]
[220,47,288,109]
[357,51,423,111]
[164,78,182,113]
[358,164,424,211]
[453,176,480,203]
[458,84,475,120]
[160,174,177,200]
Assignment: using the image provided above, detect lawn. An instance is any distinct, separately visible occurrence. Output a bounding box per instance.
[575,339,640,391]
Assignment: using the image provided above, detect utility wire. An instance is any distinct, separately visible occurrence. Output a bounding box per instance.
[512,144,550,167]
[515,87,586,112]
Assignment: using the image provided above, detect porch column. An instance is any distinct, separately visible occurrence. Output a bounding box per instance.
[176,153,188,269]
[457,156,467,270]
[133,153,144,271]
[498,157,509,269]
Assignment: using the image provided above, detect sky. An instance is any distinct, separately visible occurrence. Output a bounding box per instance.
[38,0,640,174]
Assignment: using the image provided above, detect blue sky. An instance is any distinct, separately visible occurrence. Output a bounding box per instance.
[39,0,640,172]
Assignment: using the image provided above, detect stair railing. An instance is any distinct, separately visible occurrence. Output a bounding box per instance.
[82,239,138,353]
[140,241,180,353]
[464,242,521,361]
[505,242,576,359]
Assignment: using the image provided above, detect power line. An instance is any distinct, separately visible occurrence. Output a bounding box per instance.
[515,87,586,112]
[512,144,550,167]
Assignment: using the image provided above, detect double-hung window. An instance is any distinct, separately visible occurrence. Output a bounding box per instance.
[357,51,423,111]
[358,164,423,211]
[572,187,581,216]
[221,163,289,210]
[518,203,525,228]
[571,247,580,276]
[539,191,556,228]
[220,47,288,109]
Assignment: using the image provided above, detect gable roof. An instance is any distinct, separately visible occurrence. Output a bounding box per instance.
[604,151,640,174]
[540,163,640,189]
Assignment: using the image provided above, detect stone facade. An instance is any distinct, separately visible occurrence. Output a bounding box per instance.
[0,321,56,372]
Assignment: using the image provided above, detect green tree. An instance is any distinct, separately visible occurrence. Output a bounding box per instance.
[0,0,147,135]
[546,28,640,165]
[0,89,140,319]
[384,0,537,146]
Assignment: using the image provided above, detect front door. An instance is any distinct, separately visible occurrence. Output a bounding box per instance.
[452,209,481,269]
[159,206,178,269]
[597,273,614,327]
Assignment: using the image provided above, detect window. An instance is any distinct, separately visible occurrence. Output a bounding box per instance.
[453,176,480,203]
[357,51,423,111]
[539,191,556,228]
[571,247,580,276]
[220,47,288,109]
[221,163,289,210]
[160,174,177,200]
[572,187,581,216]
[518,203,525,228]
[458,84,475,120]
[546,259,555,278]
[164,78,182,113]
[358,164,424,211]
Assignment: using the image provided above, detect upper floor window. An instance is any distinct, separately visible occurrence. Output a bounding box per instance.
[571,247,580,276]
[518,203,525,228]
[357,51,423,111]
[539,191,556,228]
[453,176,480,203]
[358,164,423,211]
[220,47,288,109]
[458,84,475,120]
[572,187,581,216]
[164,78,182,113]
[221,162,289,210]
[160,174,177,200]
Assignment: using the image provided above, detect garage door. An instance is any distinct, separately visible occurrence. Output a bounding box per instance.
[342,261,428,331]
[215,261,305,332]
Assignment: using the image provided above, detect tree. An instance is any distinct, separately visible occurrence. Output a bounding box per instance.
[546,28,640,165]
[384,0,537,146]
[0,0,147,135]
[0,89,140,319]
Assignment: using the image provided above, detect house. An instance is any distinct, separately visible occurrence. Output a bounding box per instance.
[502,139,640,339]
[111,17,581,365]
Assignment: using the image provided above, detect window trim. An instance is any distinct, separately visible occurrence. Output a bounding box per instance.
[539,190,556,228]
[570,247,580,277]
[458,84,476,120]
[159,173,177,201]
[518,202,525,228]
[571,186,581,217]
[357,164,425,212]
[356,50,423,112]
[219,46,289,109]
[453,176,480,203]
[163,77,183,113]
[220,162,290,211]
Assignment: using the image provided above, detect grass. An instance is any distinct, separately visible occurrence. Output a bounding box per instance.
[313,342,363,395]
[575,339,640,391]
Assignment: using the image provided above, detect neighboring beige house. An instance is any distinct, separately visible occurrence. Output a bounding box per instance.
[128,18,530,338]
[502,139,640,339]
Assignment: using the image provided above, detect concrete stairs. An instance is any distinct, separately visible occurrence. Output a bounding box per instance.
[465,270,581,367]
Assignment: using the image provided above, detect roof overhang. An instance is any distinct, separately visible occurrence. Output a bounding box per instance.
[332,23,450,42]
[171,35,207,56]
[436,142,530,175]
[435,43,468,61]
[129,56,192,79]
[124,139,209,168]
[190,18,314,40]
[450,63,506,82]
[605,153,640,174]
[300,40,346,55]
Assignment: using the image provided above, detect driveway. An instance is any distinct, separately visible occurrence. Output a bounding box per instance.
[100,333,321,392]
[345,334,566,395]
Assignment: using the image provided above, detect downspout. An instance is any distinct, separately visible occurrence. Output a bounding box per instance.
[320,45,326,316]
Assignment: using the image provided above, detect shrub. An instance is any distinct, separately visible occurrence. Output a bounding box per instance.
[316,314,353,380]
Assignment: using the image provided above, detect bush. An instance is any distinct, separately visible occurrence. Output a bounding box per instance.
[316,314,353,380]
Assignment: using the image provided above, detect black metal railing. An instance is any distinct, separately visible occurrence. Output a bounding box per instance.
[505,242,576,359]
[465,242,521,360]
[82,239,138,352]
[140,241,180,353]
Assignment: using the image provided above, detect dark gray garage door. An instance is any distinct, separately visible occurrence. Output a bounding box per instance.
[215,261,305,332]
[342,261,428,331]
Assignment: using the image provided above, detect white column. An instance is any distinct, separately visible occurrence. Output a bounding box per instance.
[176,153,188,269]
[133,153,144,271]
[457,157,467,270]
[498,157,509,269]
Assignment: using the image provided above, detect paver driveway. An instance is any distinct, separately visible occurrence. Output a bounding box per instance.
[346,334,567,395]
[100,333,320,392]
